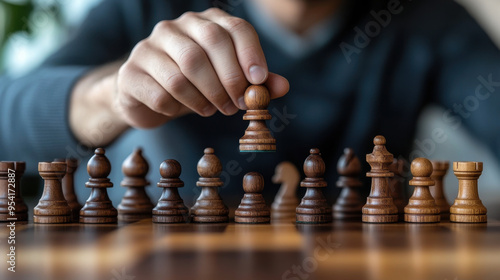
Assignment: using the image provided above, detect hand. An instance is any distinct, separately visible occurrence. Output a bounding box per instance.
[116,8,289,128]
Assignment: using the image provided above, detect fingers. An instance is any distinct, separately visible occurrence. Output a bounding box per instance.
[266,73,290,99]
[202,8,269,85]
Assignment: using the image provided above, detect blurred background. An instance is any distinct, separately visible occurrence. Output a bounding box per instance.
[1,0,500,217]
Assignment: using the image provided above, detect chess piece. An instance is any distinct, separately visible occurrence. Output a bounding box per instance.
[430,160,451,220]
[271,162,300,221]
[34,161,72,223]
[80,148,118,223]
[191,148,229,223]
[296,148,332,223]
[333,148,363,220]
[389,158,407,221]
[450,161,487,223]
[362,135,398,223]
[153,159,189,223]
[404,158,440,223]
[239,85,276,152]
[118,148,154,222]
[0,161,28,222]
[55,158,82,222]
[235,172,271,223]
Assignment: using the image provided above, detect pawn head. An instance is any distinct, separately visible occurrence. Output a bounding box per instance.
[411,157,433,177]
[87,148,111,178]
[244,85,271,110]
[160,159,182,178]
[243,172,265,193]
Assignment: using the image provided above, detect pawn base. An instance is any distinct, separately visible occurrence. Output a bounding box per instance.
[450,214,487,223]
[153,215,187,223]
[405,214,440,223]
[192,215,228,223]
[0,212,28,222]
[118,213,152,223]
[34,215,71,224]
[296,213,332,224]
[79,216,117,224]
[333,211,362,221]
[235,216,270,224]
[362,214,398,223]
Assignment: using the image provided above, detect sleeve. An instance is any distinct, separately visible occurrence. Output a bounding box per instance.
[432,14,500,162]
[0,0,136,170]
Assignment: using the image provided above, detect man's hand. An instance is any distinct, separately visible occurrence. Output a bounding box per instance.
[70,8,289,147]
[116,8,289,128]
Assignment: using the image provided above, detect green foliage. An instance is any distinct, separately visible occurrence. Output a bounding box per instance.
[0,0,34,50]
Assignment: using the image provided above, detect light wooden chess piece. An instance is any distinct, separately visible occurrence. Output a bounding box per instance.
[404,158,440,223]
[239,85,276,152]
[362,135,398,223]
[450,161,487,223]
[271,162,300,222]
[430,160,451,220]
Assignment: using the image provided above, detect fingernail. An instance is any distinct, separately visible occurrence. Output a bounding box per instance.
[238,96,247,109]
[223,101,238,115]
[249,65,267,84]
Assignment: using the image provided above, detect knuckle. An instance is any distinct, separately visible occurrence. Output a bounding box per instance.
[197,22,229,46]
[148,91,172,114]
[164,72,190,93]
[223,17,253,34]
[221,72,245,91]
[178,11,197,21]
[153,20,174,35]
[177,45,206,73]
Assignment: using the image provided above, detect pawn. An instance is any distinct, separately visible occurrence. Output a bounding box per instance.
[404,158,440,223]
[153,159,189,223]
[0,161,28,222]
[271,162,300,221]
[389,158,407,221]
[362,135,398,223]
[34,161,72,223]
[239,85,276,152]
[333,148,364,220]
[54,158,82,222]
[80,148,118,224]
[296,148,332,223]
[430,160,451,220]
[450,162,487,223]
[235,172,271,223]
[191,148,229,223]
[118,148,154,222]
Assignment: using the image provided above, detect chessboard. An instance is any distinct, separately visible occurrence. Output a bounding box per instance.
[1,216,500,280]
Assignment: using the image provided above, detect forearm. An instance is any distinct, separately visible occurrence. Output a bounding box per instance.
[69,60,129,147]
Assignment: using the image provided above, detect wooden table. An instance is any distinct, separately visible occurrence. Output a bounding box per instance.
[1,217,500,280]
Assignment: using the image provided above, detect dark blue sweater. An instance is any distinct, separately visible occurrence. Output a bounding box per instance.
[1,0,499,206]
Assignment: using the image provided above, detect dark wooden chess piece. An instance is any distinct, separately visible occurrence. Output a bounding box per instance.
[404,158,440,223]
[239,85,276,152]
[271,161,300,222]
[333,148,363,220]
[34,161,72,223]
[153,159,189,223]
[296,148,332,223]
[235,172,270,223]
[80,148,118,224]
[118,148,154,223]
[389,158,407,221]
[54,158,82,222]
[362,135,398,223]
[450,161,487,223]
[0,161,28,222]
[430,160,451,220]
[191,148,229,223]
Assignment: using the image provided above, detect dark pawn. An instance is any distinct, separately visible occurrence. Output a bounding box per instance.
[34,161,72,223]
[404,158,440,223]
[362,135,398,223]
[191,148,229,223]
[80,148,117,224]
[239,85,276,152]
[430,160,451,220]
[235,172,271,224]
[153,159,189,223]
[118,148,154,223]
[333,148,363,220]
[0,161,28,222]
[54,158,82,222]
[389,158,407,221]
[296,148,332,224]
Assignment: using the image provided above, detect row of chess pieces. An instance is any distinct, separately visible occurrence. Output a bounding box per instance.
[0,135,487,224]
